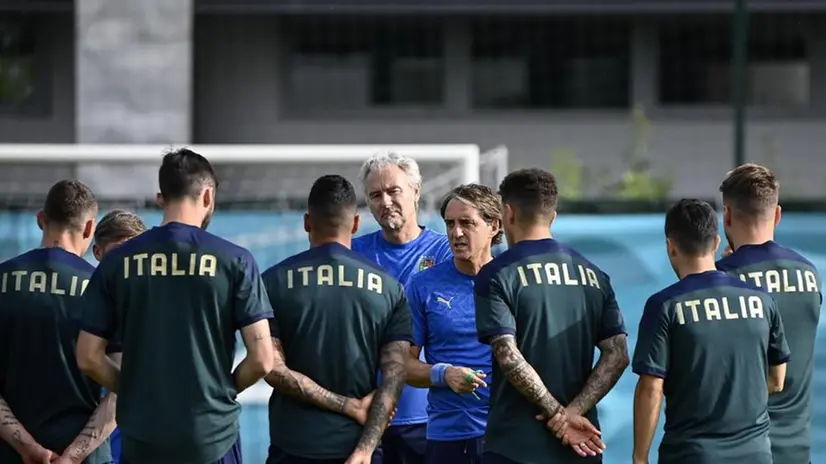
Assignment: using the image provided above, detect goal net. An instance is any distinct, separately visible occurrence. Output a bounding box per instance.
[0,143,508,268]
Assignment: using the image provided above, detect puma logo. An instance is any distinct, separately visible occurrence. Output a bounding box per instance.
[436,296,454,309]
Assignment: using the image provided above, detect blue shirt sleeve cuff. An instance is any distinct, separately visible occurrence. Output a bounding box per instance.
[632,365,666,379]
[79,324,113,340]
[478,327,516,344]
[769,353,790,366]
[236,312,274,330]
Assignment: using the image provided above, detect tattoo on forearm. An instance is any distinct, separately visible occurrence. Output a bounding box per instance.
[490,334,562,416]
[355,340,409,453]
[65,392,117,461]
[570,334,629,415]
[0,395,34,449]
[266,339,348,414]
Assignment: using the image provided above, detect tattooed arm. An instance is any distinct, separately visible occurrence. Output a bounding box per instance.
[0,394,52,460]
[489,334,563,418]
[60,392,117,463]
[233,319,275,393]
[567,334,630,415]
[266,338,371,423]
[350,340,409,458]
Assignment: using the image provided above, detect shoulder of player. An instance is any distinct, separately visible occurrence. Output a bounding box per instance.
[351,230,379,251]
[0,248,95,276]
[407,260,452,289]
[717,241,818,273]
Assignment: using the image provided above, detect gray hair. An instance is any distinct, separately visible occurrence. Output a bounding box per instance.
[358,151,423,195]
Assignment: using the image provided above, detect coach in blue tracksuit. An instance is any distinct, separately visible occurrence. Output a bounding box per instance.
[404,184,501,464]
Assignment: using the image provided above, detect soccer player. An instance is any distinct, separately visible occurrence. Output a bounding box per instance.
[0,180,117,464]
[76,148,275,464]
[354,151,452,464]
[632,199,790,464]
[263,175,411,464]
[91,209,148,464]
[475,168,627,463]
[405,184,501,463]
[716,164,822,464]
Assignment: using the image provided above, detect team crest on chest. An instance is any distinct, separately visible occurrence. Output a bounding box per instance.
[417,256,435,272]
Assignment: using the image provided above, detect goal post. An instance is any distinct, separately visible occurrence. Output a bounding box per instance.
[0,144,481,208]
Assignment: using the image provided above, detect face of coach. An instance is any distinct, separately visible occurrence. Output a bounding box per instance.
[364,162,421,232]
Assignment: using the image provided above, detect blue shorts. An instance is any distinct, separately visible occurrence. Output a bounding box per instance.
[268,444,379,463]
[110,427,121,463]
[372,423,426,464]
[426,437,483,464]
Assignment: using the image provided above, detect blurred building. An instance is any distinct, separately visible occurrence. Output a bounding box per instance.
[1,0,826,197]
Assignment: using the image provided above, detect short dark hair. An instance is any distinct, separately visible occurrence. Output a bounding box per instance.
[498,168,558,221]
[665,199,719,256]
[307,175,357,232]
[158,148,219,201]
[95,210,147,247]
[719,163,779,218]
[440,184,503,245]
[43,180,98,230]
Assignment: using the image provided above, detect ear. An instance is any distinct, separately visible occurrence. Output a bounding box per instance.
[413,184,421,203]
[722,205,732,228]
[93,244,103,263]
[489,218,501,240]
[83,218,95,241]
[774,205,782,227]
[202,187,214,209]
[155,193,165,208]
[504,204,516,225]
[352,214,360,235]
[303,213,311,233]
[713,234,721,253]
[666,237,677,258]
[36,210,45,231]
[550,210,558,226]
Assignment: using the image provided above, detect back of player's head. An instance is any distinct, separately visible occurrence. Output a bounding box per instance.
[158,148,219,202]
[498,168,558,223]
[42,180,98,230]
[719,163,779,219]
[665,199,719,256]
[440,183,503,245]
[94,210,147,247]
[306,175,358,236]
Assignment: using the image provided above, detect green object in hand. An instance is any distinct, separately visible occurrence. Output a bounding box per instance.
[465,371,483,400]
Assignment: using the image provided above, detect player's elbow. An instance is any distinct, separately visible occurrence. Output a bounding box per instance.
[768,364,786,394]
[248,345,276,377]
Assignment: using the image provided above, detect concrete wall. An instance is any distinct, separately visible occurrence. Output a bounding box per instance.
[1,11,825,199]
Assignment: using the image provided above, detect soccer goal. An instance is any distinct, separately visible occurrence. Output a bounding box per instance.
[0,143,508,264]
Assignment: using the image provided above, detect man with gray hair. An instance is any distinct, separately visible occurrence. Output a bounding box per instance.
[353,151,453,464]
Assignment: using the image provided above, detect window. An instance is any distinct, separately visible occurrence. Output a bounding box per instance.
[0,14,38,112]
[286,17,443,111]
[658,15,809,108]
[471,18,631,109]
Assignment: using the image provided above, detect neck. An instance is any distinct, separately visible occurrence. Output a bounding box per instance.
[454,252,493,276]
[382,220,422,245]
[162,205,203,228]
[729,222,775,252]
[511,224,552,244]
[310,235,352,249]
[40,230,83,257]
[676,257,718,280]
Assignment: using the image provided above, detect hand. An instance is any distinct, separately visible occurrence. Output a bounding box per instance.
[347,391,375,425]
[50,456,78,464]
[20,445,56,464]
[444,366,487,394]
[536,408,605,458]
[344,450,374,464]
[722,244,733,257]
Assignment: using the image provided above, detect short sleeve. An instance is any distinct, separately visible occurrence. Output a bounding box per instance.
[79,265,117,340]
[405,281,427,347]
[632,296,670,379]
[381,289,414,346]
[474,274,515,344]
[234,252,274,330]
[436,240,453,264]
[598,275,627,342]
[268,317,281,339]
[767,301,791,366]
